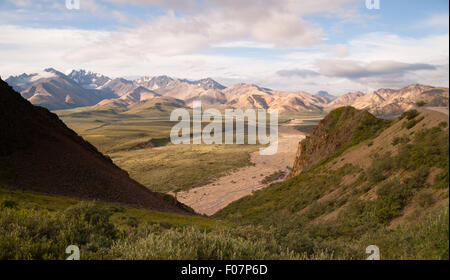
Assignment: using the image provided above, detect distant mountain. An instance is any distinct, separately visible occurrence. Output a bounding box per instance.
[327,91,365,108]
[135,75,174,90]
[179,77,226,90]
[5,73,39,92]
[223,83,326,113]
[124,96,187,116]
[148,79,228,105]
[327,85,449,116]
[67,69,111,89]
[0,78,191,213]
[5,68,449,116]
[94,86,160,109]
[6,68,115,110]
[315,91,336,101]
[98,77,135,97]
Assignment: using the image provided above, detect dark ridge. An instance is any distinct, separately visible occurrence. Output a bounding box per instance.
[0,78,192,214]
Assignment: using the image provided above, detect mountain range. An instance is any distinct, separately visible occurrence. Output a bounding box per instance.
[329,85,449,116]
[5,69,449,116]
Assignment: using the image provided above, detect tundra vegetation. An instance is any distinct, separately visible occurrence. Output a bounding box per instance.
[1,108,448,259]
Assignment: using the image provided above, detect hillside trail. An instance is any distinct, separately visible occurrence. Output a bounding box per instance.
[172,123,305,216]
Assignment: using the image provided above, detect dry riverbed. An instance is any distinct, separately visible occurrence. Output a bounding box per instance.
[173,125,305,216]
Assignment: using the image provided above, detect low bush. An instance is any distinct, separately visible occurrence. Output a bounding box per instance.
[391,135,410,146]
[399,109,419,120]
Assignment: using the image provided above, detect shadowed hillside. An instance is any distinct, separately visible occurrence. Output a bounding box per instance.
[0,78,191,214]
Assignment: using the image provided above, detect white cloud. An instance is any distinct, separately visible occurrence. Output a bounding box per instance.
[0,0,448,95]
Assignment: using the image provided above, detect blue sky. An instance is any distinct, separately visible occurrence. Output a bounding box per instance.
[0,0,448,94]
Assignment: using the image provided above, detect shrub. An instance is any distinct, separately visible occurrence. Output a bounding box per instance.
[416,191,434,208]
[415,101,427,107]
[261,170,286,184]
[391,135,410,146]
[366,153,395,183]
[438,121,448,128]
[402,116,424,129]
[109,226,300,260]
[375,179,411,224]
[63,202,118,252]
[1,200,18,209]
[399,109,419,120]
[359,207,449,260]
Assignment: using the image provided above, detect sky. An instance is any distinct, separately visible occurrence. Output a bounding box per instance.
[0,0,448,95]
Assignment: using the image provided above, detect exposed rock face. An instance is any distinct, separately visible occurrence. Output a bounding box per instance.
[67,69,111,89]
[291,106,385,176]
[0,78,191,214]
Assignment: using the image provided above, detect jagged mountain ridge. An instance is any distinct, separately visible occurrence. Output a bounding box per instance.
[5,68,449,115]
[68,69,112,89]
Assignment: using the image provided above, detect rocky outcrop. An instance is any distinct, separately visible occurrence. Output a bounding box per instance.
[291,106,386,176]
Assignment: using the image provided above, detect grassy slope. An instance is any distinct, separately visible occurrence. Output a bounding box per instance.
[0,188,215,229]
[0,188,309,260]
[215,108,449,259]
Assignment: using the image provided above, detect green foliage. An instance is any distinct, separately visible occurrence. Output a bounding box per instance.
[416,191,434,208]
[359,208,449,260]
[365,153,395,183]
[261,170,286,184]
[373,170,428,225]
[1,200,18,209]
[215,123,449,260]
[0,202,118,259]
[415,101,427,107]
[435,166,449,189]
[396,126,449,170]
[352,115,391,146]
[391,135,410,146]
[0,198,320,260]
[439,121,448,128]
[109,225,300,260]
[400,109,420,120]
[402,116,424,129]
